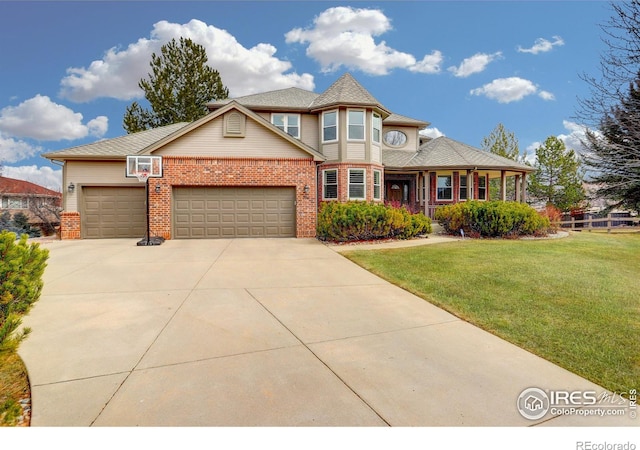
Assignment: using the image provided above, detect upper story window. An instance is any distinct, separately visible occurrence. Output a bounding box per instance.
[384,130,407,147]
[272,113,300,139]
[372,113,381,144]
[348,110,365,140]
[322,110,338,142]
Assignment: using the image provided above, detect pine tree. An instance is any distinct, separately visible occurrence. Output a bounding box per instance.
[583,75,640,213]
[123,37,229,133]
[528,136,586,211]
[481,123,526,200]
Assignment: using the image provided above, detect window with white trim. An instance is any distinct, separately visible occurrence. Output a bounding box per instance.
[348,169,366,200]
[2,197,28,209]
[372,113,381,144]
[348,110,365,140]
[322,110,337,142]
[271,113,300,138]
[437,175,453,201]
[373,170,382,200]
[459,174,468,200]
[323,169,338,200]
[478,175,487,200]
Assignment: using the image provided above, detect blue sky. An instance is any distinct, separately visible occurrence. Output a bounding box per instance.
[0,1,611,190]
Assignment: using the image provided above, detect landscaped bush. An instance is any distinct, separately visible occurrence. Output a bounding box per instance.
[435,201,550,238]
[0,231,49,353]
[317,201,432,242]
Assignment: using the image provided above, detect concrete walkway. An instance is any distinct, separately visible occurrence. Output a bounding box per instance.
[19,238,634,426]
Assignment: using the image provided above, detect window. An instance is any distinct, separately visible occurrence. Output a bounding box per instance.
[348,169,366,200]
[348,110,365,140]
[383,130,407,147]
[459,174,468,200]
[373,170,382,200]
[437,175,453,201]
[2,197,28,209]
[322,111,337,142]
[372,113,381,144]
[323,169,338,200]
[478,175,487,200]
[272,113,300,138]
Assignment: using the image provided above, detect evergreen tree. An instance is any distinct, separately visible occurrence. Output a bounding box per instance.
[123,37,229,133]
[528,136,586,211]
[583,75,640,213]
[481,123,526,200]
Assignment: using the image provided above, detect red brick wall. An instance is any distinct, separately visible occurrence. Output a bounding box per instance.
[149,156,318,239]
[60,211,81,239]
[318,162,384,203]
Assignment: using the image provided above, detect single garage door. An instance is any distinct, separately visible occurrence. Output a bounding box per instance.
[173,187,296,238]
[82,186,146,238]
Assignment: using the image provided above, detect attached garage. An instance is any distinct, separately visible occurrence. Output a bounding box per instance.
[82,186,146,238]
[173,187,296,238]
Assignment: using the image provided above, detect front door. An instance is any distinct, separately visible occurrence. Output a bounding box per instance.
[387,182,409,204]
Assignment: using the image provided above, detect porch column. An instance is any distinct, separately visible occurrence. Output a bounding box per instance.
[515,174,521,203]
[521,172,528,203]
[467,170,473,201]
[500,170,507,201]
[424,171,430,216]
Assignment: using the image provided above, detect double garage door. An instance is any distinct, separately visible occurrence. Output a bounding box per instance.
[173,187,296,238]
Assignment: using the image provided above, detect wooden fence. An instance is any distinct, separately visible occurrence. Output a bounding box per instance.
[552,214,640,232]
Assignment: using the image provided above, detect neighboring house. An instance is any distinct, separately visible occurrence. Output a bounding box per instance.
[44,73,533,240]
[0,176,62,232]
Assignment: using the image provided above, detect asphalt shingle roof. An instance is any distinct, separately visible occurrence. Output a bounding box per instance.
[208,87,319,110]
[309,73,389,114]
[43,123,189,159]
[384,136,533,171]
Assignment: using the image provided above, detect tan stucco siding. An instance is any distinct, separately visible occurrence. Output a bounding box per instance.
[153,115,311,159]
[65,160,134,211]
[347,142,366,160]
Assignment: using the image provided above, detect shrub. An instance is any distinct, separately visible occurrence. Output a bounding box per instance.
[435,201,550,238]
[317,201,431,242]
[0,231,49,353]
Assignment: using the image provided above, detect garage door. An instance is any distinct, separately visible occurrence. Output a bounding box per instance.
[82,187,146,238]
[173,187,295,238]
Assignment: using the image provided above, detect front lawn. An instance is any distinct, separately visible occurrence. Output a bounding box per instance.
[342,232,640,393]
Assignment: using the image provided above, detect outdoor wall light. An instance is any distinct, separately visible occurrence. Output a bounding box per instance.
[303,184,310,194]
[155,184,161,193]
[67,182,75,193]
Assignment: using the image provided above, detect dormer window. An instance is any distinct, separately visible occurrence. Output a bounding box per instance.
[272,113,300,139]
[348,110,365,140]
[322,110,338,142]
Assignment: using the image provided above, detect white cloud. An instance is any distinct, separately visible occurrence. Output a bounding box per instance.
[558,120,589,153]
[538,90,555,101]
[517,36,564,54]
[420,127,445,139]
[286,6,439,75]
[0,132,42,163]
[409,51,443,74]
[448,52,502,78]
[470,77,542,103]
[60,19,315,101]
[0,95,108,141]
[1,165,62,191]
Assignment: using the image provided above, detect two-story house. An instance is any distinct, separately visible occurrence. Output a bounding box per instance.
[44,73,533,240]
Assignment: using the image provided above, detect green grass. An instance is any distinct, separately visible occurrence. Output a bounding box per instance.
[343,232,640,393]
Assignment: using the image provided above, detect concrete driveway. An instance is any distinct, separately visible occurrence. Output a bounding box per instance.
[19,238,634,426]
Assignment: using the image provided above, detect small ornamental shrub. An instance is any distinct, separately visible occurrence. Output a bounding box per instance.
[435,201,550,238]
[317,201,431,242]
[0,231,49,353]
